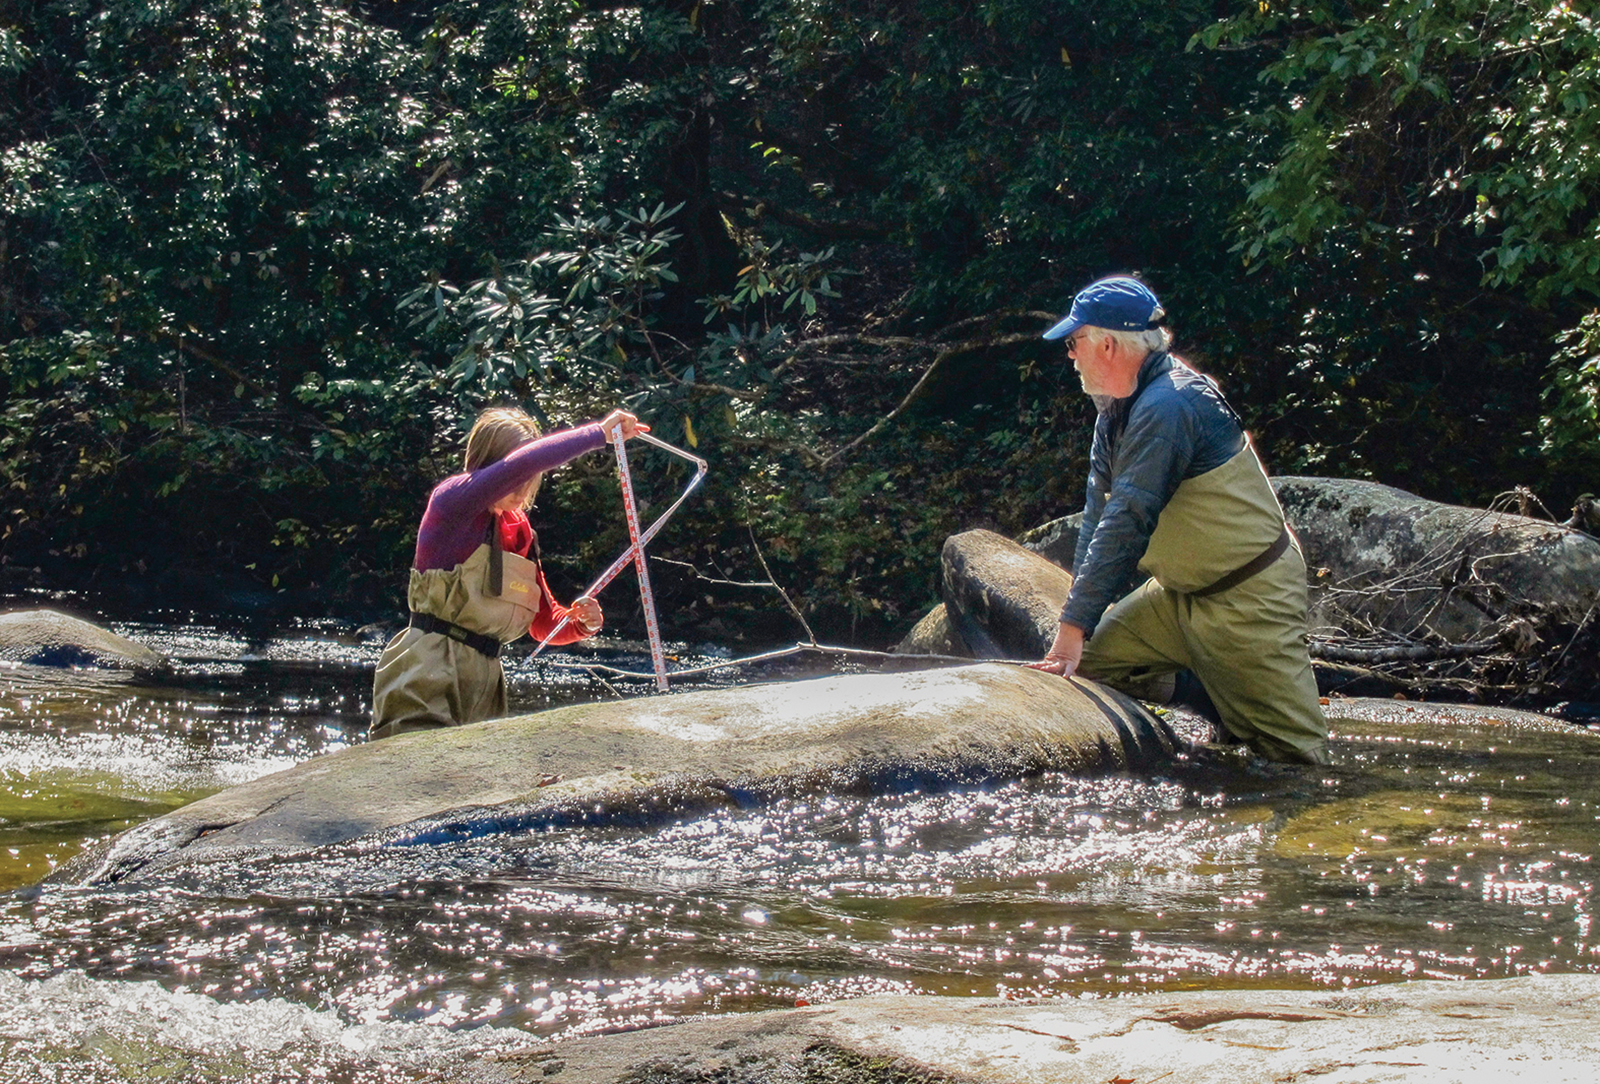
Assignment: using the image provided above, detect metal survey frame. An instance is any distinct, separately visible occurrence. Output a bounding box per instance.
[528,428,708,690]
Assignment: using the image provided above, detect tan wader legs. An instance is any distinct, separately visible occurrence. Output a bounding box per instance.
[370,538,542,739]
[370,628,507,740]
[1079,544,1329,765]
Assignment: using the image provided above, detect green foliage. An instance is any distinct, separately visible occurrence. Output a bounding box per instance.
[714,0,1260,315]
[6,0,1595,640]
[1543,312,1600,476]
[0,0,447,607]
[401,203,687,399]
[1204,0,1600,299]
[707,239,843,323]
[1196,0,1600,497]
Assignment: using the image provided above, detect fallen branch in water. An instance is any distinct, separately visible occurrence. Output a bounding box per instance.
[1308,617,1538,665]
[1310,636,1504,664]
[542,641,1032,682]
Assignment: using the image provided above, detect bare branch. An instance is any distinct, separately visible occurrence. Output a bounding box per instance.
[749,527,818,645]
[653,556,775,589]
[819,330,1045,468]
[152,329,273,399]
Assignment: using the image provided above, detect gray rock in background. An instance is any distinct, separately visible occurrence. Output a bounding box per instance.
[1017,509,1083,570]
[1275,476,1600,634]
[891,601,969,657]
[0,608,168,673]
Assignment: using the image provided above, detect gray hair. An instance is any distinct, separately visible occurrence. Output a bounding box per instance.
[1085,325,1172,356]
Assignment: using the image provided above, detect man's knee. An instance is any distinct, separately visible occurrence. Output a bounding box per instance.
[1078,663,1177,705]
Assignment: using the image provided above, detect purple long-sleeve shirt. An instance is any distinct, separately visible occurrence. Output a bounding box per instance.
[412,423,608,571]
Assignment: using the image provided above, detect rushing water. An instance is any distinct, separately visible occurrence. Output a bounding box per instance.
[0,615,1597,1078]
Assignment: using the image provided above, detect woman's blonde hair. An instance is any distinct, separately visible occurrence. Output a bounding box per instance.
[464,406,543,507]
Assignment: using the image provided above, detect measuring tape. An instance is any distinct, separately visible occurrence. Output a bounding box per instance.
[529,427,708,691]
[613,425,666,689]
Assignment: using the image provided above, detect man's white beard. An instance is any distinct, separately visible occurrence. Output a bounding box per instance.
[1077,367,1116,399]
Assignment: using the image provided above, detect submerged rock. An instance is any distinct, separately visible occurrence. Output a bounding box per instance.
[0,608,167,673]
[52,663,1179,885]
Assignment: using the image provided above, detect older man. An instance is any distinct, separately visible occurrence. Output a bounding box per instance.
[1031,276,1328,765]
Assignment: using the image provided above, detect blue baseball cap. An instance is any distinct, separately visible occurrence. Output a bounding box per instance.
[1042,276,1166,340]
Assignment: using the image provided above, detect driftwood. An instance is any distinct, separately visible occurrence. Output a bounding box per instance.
[1308,624,1522,665]
[1274,479,1600,709]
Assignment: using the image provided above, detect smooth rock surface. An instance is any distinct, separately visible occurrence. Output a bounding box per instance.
[941,529,1074,660]
[0,608,167,672]
[53,663,1178,885]
[892,602,970,657]
[483,973,1600,1083]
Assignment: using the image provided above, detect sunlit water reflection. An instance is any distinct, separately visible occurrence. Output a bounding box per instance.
[1,617,1597,1066]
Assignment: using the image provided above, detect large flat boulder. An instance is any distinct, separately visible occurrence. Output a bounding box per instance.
[495,972,1600,1083]
[0,608,167,673]
[52,663,1179,886]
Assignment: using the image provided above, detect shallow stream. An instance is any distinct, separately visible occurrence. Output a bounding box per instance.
[1,617,1596,1079]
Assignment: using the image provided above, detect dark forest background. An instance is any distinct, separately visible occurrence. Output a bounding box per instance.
[3,0,1597,645]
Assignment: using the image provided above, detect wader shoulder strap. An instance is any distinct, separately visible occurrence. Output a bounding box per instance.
[485,517,541,599]
[486,519,503,597]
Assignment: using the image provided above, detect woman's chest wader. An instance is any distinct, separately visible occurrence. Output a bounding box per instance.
[370,524,542,739]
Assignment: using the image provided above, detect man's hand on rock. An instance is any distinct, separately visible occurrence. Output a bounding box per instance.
[1031,621,1085,678]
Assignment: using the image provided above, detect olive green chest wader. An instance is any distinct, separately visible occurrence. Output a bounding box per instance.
[370,524,543,740]
[1079,442,1330,765]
